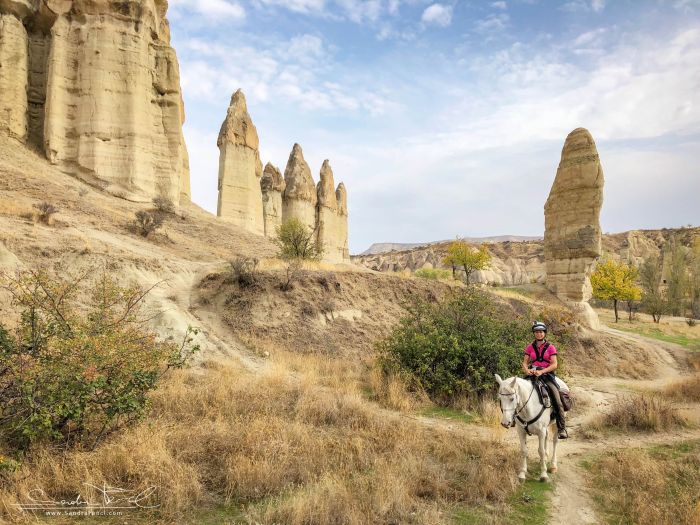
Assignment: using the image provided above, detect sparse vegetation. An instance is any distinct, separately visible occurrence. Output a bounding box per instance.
[132,209,165,237]
[442,239,491,284]
[589,394,687,433]
[0,268,199,450]
[415,267,452,280]
[152,195,175,214]
[32,201,59,224]
[275,218,322,260]
[590,258,641,322]
[586,441,700,525]
[227,256,259,288]
[640,255,667,323]
[377,287,528,404]
[281,257,303,291]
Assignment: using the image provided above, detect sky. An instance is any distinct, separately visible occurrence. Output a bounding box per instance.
[167,0,700,254]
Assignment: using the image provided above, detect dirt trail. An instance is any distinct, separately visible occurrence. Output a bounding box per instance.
[545,329,700,525]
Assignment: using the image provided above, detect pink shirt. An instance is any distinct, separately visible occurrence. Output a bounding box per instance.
[524,342,557,368]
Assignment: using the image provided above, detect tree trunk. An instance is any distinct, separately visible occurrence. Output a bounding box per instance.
[613,299,619,322]
[463,267,471,285]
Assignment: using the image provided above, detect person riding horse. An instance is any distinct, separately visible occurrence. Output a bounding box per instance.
[522,321,568,439]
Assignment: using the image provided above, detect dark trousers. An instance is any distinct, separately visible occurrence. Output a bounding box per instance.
[542,374,566,431]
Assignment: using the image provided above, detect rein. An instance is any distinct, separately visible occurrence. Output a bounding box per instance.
[501,380,547,436]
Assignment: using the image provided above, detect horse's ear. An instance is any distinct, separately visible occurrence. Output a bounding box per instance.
[494,374,503,385]
[509,377,517,389]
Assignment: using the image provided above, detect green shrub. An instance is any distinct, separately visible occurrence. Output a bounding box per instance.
[376,288,529,403]
[0,268,199,450]
[414,268,451,280]
[274,218,321,260]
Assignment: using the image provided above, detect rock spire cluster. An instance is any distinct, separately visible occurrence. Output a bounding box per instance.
[0,0,190,203]
[216,90,350,262]
[544,127,604,326]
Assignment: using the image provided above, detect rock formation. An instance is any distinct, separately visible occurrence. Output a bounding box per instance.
[544,127,604,326]
[217,89,264,234]
[334,182,349,261]
[260,162,285,237]
[316,160,347,262]
[0,0,190,203]
[282,143,317,232]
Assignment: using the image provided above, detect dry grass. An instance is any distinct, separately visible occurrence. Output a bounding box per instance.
[589,394,688,432]
[586,441,700,525]
[664,374,700,402]
[0,358,519,524]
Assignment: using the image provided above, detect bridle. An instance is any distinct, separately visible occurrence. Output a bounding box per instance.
[499,381,538,431]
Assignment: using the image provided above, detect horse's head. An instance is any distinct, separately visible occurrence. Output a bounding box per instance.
[495,374,519,429]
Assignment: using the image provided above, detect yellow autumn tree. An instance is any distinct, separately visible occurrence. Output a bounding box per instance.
[442,240,491,285]
[590,258,642,323]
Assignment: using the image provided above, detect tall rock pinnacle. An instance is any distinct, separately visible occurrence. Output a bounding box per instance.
[282,143,317,232]
[217,89,264,235]
[261,162,285,237]
[544,127,604,326]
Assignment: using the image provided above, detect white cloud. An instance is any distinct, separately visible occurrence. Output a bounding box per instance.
[475,13,509,33]
[255,0,326,14]
[421,4,453,27]
[591,0,606,12]
[170,0,245,20]
[491,1,507,9]
[561,0,606,13]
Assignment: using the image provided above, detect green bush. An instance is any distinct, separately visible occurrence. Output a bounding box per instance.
[414,268,451,280]
[274,218,321,260]
[376,288,529,403]
[0,268,199,450]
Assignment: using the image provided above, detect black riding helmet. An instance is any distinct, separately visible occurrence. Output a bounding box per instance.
[532,321,547,333]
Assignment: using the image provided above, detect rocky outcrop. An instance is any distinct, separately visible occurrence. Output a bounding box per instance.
[0,0,190,203]
[261,162,284,237]
[217,89,264,234]
[282,143,317,232]
[316,160,348,262]
[544,128,604,325]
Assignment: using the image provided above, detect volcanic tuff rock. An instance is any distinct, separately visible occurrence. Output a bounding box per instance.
[316,160,348,262]
[261,162,285,237]
[0,0,191,203]
[334,182,349,260]
[217,90,264,234]
[544,128,604,325]
[282,143,317,232]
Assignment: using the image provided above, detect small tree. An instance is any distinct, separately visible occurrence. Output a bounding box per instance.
[590,258,641,323]
[442,240,491,285]
[274,218,322,260]
[665,235,688,317]
[640,255,666,323]
[688,238,700,319]
[33,202,59,224]
[152,196,175,215]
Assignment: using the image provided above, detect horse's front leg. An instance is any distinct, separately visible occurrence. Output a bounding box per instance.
[537,428,548,482]
[549,424,559,474]
[517,425,528,481]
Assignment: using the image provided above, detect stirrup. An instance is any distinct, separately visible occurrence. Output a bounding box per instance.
[557,429,569,439]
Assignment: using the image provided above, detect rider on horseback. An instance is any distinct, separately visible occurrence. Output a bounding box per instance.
[522,321,568,439]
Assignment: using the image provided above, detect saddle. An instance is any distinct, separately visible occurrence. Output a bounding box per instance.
[528,376,572,413]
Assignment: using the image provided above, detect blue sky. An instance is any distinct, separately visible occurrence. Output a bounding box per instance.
[168,0,700,253]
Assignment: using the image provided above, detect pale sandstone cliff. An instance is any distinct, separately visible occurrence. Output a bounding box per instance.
[282,143,317,232]
[261,162,284,238]
[217,89,264,234]
[335,181,349,261]
[544,128,604,325]
[0,0,190,203]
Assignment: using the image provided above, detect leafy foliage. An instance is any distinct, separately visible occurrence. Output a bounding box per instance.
[376,288,528,403]
[274,218,321,260]
[442,240,491,284]
[591,258,641,322]
[0,268,199,450]
[639,255,667,323]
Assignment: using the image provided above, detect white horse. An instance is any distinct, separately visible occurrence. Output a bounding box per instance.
[495,374,559,482]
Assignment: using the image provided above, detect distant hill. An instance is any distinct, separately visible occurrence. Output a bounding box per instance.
[359,236,543,256]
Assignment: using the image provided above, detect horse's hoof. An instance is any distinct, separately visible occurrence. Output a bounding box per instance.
[518,474,527,482]
[548,466,558,474]
[539,476,549,482]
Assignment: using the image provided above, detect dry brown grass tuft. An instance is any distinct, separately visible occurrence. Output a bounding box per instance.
[665,373,700,402]
[589,394,687,432]
[587,442,700,525]
[1,358,519,523]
